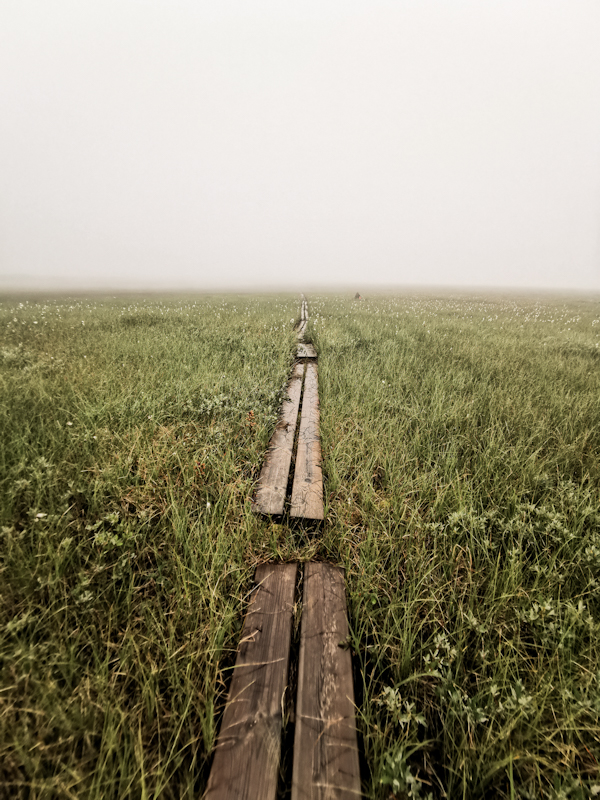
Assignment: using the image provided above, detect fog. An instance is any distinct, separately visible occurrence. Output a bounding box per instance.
[1,0,600,293]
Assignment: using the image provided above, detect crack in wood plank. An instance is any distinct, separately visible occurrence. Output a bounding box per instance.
[290,363,324,520]
[253,363,305,516]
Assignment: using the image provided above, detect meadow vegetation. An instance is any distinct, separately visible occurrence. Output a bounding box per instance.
[0,294,298,799]
[1,290,599,799]
[311,292,600,799]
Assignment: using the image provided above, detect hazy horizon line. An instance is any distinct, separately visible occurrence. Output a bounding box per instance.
[2,281,598,301]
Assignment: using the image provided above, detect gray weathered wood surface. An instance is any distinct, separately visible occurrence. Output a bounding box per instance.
[297,342,317,359]
[253,362,305,516]
[297,298,309,340]
[290,362,324,520]
[204,563,298,800]
[291,563,361,799]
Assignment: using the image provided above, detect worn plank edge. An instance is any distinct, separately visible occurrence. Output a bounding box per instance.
[290,362,324,520]
[291,563,361,800]
[204,563,298,800]
[253,362,305,515]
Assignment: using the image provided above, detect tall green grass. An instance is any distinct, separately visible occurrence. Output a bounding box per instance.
[2,291,599,798]
[0,294,298,799]
[311,292,600,799]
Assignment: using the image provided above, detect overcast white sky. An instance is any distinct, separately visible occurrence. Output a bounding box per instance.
[1,0,599,292]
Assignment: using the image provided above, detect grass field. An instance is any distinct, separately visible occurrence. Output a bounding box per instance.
[1,290,600,799]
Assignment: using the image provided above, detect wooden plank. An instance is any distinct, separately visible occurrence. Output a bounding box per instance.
[292,563,361,800]
[290,362,324,520]
[297,343,317,359]
[297,320,307,339]
[253,362,305,515]
[204,563,298,800]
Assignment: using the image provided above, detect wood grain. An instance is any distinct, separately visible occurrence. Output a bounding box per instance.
[290,363,324,520]
[204,563,298,800]
[253,362,305,516]
[297,343,317,359]
[291,563,361,800]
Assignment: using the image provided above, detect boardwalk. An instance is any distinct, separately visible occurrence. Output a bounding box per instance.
[207,298,360,798]
[253,297,323,521]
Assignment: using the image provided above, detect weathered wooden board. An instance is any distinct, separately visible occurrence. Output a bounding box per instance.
[204,563,298,800]
[291,563,361,799]
[297,342,317,359]
[290,363,324,520]
[297,320,307,339]
[253,362,305,516]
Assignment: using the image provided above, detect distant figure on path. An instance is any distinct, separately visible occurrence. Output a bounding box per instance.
[354,292,362,300]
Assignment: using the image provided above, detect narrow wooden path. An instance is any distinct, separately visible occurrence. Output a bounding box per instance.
[253,296,324,521]
[206,297,361,798]
[205,563,360,799]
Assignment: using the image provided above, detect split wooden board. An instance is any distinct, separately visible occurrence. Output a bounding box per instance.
[292,563,361,799]
[290,362,324,520]
[204,563,298,800]
[254,297,323,521]
[253,362,305,516]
